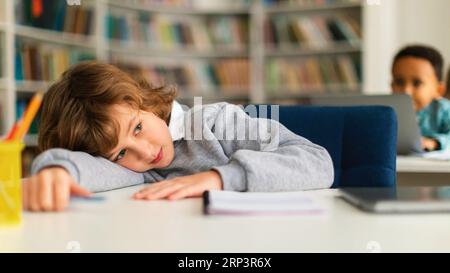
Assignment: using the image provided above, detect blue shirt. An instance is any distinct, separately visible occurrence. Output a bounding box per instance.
[417,98,450,150]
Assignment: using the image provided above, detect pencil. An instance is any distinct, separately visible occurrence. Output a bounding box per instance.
[12,92,43,141]
[4,122,19,141]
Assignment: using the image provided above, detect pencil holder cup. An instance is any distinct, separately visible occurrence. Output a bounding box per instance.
[0,141,24,227]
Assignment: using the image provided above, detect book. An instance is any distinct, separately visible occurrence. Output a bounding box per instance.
[264,0,361,7]
[203,190,324,216]
[106,9,248,51]
[113,59,250,96]
[16,0,94,35]
[265,56,360,94]
[15,40,96,81]
[266,14,361,49]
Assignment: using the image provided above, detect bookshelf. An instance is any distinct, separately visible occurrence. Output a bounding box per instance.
[0,0,366,146]
[261,0,363,101]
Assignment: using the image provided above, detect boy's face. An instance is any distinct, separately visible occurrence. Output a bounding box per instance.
[392,57,444,111]
[106,103,175,172]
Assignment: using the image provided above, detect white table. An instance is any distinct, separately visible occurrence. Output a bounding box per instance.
[397,156,450,186]
[397,156,450,173]
[1,185,450,253]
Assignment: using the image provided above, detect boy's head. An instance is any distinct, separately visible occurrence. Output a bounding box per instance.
[391,45,445,111]
[39,61,177,172]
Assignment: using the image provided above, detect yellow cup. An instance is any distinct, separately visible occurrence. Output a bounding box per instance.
[0,141,24,227]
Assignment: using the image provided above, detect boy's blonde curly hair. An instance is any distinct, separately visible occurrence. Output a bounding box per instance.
[38,61,177,157]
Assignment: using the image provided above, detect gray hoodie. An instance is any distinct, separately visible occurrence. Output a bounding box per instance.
[31,101,334,192]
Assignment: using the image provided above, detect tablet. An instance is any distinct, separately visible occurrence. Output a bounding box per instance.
[339,187,450,213]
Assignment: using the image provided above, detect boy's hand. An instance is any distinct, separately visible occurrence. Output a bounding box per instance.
[22,167,92,212]
[133,170,223,201]
[421,137,440,151]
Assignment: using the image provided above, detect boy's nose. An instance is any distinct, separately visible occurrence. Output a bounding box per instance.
[135,140,157,161]
[403,85,414,95]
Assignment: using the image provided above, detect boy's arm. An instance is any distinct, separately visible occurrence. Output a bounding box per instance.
[428,107,450,150]
[31,148,148,192]
[210,104,334,192]
[429,133,450,150]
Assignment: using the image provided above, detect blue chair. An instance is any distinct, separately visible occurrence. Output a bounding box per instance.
[253,105,397,188]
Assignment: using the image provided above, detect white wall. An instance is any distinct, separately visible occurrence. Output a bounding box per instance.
[364,0,450,94]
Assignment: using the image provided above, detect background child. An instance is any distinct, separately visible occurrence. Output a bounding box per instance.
[391,45,449,151]
[22,61,334,212]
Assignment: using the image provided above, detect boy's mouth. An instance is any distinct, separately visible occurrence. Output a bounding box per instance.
[150,148,163,164]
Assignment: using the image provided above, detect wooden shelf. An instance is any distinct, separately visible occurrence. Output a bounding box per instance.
[108,42,249,58]
[107,0,250,15]
[15,25,97,49]
[15,80,52,93]
[266,86,362,100]
[265,43,362,57]
[178,93,250,102]
[176,87,250,101]
[265,2,362,14]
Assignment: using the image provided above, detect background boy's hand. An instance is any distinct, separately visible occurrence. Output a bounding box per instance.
[421,137,440,151]
[22,167,92,212]
[133,170,223,201]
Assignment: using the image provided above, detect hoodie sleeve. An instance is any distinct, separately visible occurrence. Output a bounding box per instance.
[31,148,149,192]
[210,104,334,192]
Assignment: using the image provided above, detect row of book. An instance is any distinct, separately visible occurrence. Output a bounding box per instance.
[263,0,361,7]
[15,41,96,82]
[107,11,249,51]
[112,0,356,9]
[109,0,251,9]
[114,59,249,96]
[15,0,94,35]
[265,15,361,48]
[266,56,361,93]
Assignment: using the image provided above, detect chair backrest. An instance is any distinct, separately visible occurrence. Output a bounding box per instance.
[252,105,397,188]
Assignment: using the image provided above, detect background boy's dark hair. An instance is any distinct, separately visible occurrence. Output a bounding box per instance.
[393,45,444,81]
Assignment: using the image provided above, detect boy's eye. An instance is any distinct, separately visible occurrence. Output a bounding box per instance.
[394,79,404,86]
[134,122,142,135]
[413,80,422,87]
[115,149,126,161]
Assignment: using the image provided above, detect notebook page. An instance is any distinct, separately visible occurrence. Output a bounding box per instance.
[205,190,324,215]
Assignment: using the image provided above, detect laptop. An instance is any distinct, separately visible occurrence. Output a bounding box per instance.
[308,94,423,155]
[340,187,450,213]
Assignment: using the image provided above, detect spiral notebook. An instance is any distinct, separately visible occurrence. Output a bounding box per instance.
[203,190,324,216]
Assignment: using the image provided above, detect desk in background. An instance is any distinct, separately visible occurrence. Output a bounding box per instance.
[397,156,450,186]
[1,185,450,252]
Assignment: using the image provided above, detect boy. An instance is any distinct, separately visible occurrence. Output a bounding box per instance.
[391,45,450,151]
[23,61,334,212]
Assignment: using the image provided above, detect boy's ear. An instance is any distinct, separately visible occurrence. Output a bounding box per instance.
[437,82,446,97]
